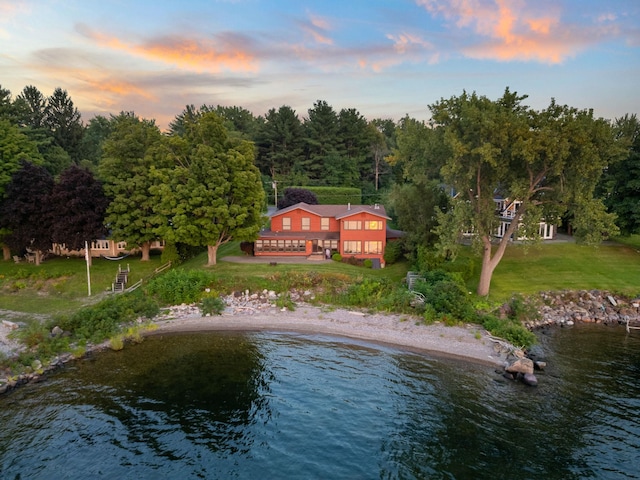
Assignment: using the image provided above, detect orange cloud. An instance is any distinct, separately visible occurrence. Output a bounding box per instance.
[300,14,334,45]
[82,78,157,102]
[77,24,258,73]
[416,0,592,64]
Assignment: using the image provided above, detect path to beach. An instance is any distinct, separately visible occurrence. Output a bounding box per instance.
[150,305,505,367]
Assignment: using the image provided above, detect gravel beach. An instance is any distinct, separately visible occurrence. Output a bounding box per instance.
[1,305,505,367]
[149,304,505,366]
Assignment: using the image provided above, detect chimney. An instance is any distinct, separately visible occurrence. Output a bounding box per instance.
[348,202,351,210]
[374,203,379,209]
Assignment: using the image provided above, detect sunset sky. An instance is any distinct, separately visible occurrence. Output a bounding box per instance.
[1,0,639,129]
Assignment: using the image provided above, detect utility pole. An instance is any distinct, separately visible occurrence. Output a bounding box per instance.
[271,180,278,208]
[85,241,92,296]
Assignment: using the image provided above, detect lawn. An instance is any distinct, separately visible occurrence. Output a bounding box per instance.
[0,254,165,315]
[478,241,640,301]
[0,238,638,317]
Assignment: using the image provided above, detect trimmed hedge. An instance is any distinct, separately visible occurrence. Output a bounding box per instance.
[289,186,362,205]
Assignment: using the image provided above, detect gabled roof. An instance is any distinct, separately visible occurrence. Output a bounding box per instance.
[272,202,390,220]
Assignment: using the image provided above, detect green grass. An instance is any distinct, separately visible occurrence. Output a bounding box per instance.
[0,245,411,316]
[0,254,165,314]
[614,234,640,249]
[1,237,639,317]
[180,247,410,294]
[473,242,640,302]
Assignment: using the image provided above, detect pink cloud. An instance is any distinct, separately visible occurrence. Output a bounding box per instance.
[416,0,618,64]
[386,33,434,54]
[299,14,334,45]
[0,0,30,21]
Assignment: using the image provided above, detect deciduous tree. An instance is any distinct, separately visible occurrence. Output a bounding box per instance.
[0,120,46,259]
[0,161,54,264]
[99,113,166,261]
[151,112,265,266]
[431,89,623,296]
[599,114,640,234]
[50,165,109,265]
[277,187,318,209]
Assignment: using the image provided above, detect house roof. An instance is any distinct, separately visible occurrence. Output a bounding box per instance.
[272,202,390,220]
[386,227,405,240]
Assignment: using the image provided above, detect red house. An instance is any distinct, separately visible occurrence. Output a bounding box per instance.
[255,202,392,265]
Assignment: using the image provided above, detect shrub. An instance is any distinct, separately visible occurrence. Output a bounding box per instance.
[12,320,48,348]
[161,242,180,264]
[412,270,477,323]
[109,335,124,351]
[275,293,296,311]
[56,291,159,343]
[345,256,360,266]
[332,253,342,262]
[363,259,373,269]
[383,241,403,265]
[239,241,254,256]
[506,294,540,323]
[345,279,387,306]
[201,296,225,315]
[375,288,415,313]
[145,269,215,305]
[482,315,536,348]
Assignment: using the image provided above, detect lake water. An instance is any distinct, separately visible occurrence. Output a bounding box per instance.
[1,324,639,479]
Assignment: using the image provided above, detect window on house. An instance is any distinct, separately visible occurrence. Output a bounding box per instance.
[364,241,383,254]
[343,220,362,230]
[321,217,330,230]
[302,217,310,231]
[364,220,383,230]
[255,239,306,253]
[343,241,361,254]
[282,217,291,230]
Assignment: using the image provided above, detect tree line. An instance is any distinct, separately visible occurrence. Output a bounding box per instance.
[0,83,638,294]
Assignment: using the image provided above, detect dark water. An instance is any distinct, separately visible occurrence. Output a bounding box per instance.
[1,325,639,479]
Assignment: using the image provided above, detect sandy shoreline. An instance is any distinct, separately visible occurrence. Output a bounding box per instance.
[149,305,506,367]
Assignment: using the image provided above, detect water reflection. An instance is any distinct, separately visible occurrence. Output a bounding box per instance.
[0,326,639,479]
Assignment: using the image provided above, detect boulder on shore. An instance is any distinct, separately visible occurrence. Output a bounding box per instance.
[522,372,538,386]
[506,357,534,375]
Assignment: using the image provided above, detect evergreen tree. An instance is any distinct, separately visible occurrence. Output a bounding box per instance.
[255,105,305,183]
[303,100,340,183]
[337,108,371,188]
[44,88,84,163]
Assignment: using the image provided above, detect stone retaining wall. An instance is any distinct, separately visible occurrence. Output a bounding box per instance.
[526,290,640,329]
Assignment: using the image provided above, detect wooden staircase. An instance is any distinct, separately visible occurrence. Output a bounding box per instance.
[112,264,130,293]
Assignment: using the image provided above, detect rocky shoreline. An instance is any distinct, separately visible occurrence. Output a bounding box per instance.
[527,290,640,330]
[1,289,639,395]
